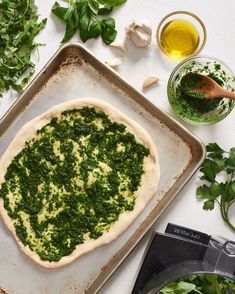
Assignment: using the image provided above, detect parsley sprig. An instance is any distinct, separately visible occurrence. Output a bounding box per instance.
[196,143,235,232]
[0,0,47,97]
[51,0,127,44]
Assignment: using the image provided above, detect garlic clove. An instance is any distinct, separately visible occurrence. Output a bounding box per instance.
[110,41,127,53]
[143,77,160,90]
[126,20,152,48]
[129,27,151,47]
[137,20,152,36]
[105,57,124,69]
[127,21,137,32]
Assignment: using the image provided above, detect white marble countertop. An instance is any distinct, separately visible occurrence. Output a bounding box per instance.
[1,1,235,293]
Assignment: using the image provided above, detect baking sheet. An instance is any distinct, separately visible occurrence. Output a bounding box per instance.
[0,44,205,294]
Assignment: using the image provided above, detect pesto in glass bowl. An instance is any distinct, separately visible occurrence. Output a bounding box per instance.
[167,56,235,125]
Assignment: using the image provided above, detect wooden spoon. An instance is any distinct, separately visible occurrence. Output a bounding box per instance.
[180,73,235,100]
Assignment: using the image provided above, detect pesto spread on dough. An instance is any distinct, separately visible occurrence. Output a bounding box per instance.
[0,107,149,262]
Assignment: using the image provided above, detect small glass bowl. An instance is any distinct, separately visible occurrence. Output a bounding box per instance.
[156,11,207,59]
[167,56,235,125]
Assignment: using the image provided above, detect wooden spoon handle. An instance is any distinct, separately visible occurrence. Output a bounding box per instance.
[222,89,235,100]
[212,88,235,100]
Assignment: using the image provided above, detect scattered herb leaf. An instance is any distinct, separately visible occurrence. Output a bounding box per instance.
[0,0,47,97]
[51,0,126,44]
[197,143,235,232]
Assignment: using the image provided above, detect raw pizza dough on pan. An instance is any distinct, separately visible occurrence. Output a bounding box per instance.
[0,98,160,268]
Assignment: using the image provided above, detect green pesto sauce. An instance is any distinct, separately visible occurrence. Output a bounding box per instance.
[0,107,149,262]
[180,73,207,99]
[169,62,234,123]
[176,72,223,116]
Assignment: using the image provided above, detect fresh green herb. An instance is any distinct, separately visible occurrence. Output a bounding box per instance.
[51,0,127,44]
[196,143,235,232]
[0,0,47,97]
[0,107,149,262]
[160,274,235,294]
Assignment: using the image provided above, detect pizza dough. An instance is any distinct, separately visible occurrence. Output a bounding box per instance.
[0,98,160,268]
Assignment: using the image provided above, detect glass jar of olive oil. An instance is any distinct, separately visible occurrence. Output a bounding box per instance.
[157,11,207,59]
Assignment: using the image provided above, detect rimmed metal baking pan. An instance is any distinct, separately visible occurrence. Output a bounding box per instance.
[0,43,205,294]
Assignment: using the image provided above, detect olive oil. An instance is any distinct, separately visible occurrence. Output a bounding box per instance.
[160,19,200,58]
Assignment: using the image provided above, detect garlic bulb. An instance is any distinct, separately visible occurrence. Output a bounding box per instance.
[126,20,152,47]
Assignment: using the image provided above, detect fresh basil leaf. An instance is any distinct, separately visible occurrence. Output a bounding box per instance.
[62,12,77,42]
[52,0,125,45]
[161,274,235,294]
[103,0,127,7]
[101,17,117,44]
[96,0,106,4]
[73,9,80,28]
[101,17,115,28]
[52,2,80,42]
[88,0,99,14]
[75,0,86,10]
[160,281,196,294]
[51,2,69,21]
[101,26,117,44]
[88,20,102,38]
[205,274,223,293]
[98,5,113,15]
[79,3,91,42]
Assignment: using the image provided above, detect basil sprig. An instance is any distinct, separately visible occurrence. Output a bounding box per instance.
[52,0,127,44]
